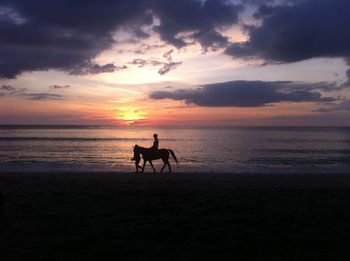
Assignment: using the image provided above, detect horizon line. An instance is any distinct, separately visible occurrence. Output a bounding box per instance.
[1,124,350,128]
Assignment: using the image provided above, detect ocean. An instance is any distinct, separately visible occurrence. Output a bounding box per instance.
[1,125,350,173]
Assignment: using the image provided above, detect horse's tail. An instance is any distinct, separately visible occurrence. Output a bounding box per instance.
[169,149,179,165]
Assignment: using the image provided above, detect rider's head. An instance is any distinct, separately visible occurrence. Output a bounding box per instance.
[153,133,158,139]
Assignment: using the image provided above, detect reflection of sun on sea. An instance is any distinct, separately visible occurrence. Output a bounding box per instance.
[117,107,147,125]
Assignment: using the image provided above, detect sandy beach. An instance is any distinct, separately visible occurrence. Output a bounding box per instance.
[1,172,350,260]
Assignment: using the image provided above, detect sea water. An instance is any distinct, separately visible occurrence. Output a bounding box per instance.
[1,125,350,173]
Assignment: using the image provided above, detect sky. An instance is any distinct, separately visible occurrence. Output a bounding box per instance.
[1,0,350,126]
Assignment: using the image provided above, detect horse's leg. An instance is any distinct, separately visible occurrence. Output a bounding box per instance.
[165,153,172,173]
[161,156,171,173]
[141,159,146,173]
[161,159,167,173]
[135,159,140,173]
[149,161,156,173]
[168,162,172,173]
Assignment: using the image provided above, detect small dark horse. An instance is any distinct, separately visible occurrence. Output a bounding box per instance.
[132,145,179,173]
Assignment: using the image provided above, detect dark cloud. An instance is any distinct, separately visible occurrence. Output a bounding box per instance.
[129,49,181,75]
[163,49,174,62]
[158,62,182,75]
[225,0,350,63]
[130,59,147,68]
[277,81,345,92]
[132,43,166,55]
[345,58,350,85]
[22,93,64,101]
[0,84,26,95]
[130,58,163,68]
[149,60,164,67]
[335,100,350,111]
[0,84,16,92]
[150,80,336,107]
[318,100,350,113]
[0,0,150,78]
[49,84,70,89]
[0,85,62,100]
[69,63,127,75]
[242,0,279,5]
[130,58,181,75]
[133,28,150,39]
[192,28,229,52]
[246,0,300,15]
[0,85,16,97]
[152,0,242,48]
[0,0,243,78]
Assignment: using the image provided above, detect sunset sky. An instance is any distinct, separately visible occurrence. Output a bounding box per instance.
[1,0,350,126]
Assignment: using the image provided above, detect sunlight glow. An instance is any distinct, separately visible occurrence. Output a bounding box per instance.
[116,107,147,125]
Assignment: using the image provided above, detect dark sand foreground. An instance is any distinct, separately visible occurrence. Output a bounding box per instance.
[1,172,350,260]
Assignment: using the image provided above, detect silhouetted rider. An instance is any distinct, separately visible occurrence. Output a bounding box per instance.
[151,133,159,153]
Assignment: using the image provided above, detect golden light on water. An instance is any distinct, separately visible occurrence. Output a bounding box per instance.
[116,107,147,125]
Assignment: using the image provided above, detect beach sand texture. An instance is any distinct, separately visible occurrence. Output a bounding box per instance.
[1,172,350,260]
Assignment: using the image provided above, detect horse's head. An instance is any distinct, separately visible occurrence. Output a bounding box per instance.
[132,145,140,162]
[132,145,143,173]
[133,144,139,153]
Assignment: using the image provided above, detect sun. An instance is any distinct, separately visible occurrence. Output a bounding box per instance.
[116,107,147,125]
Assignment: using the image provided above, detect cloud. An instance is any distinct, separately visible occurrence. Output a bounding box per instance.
[0,0,243,78]
[225,0,350,63]
[22,93,64,101]
[335,100,350,111]
[69,63,127,75]
[163,49,174,62]
[318,100,350,112]
[49,84,70,89]
[345,58,350,85]
[0,5,26,25]
[130,59,147,68]
[0,84,26,95]
[158,61,182,75]
[151,0,242,48]
[0,85,63,100]
[150,80,336,107]
[130,49,181,75]
[132,43,166,55]
[0,0,147,78]
[0,84,16,92]
[192,28,229,52]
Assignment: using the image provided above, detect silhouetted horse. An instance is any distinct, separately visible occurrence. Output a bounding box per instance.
[132,145,179,173]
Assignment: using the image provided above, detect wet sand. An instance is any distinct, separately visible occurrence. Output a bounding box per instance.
[1,172,350,260]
